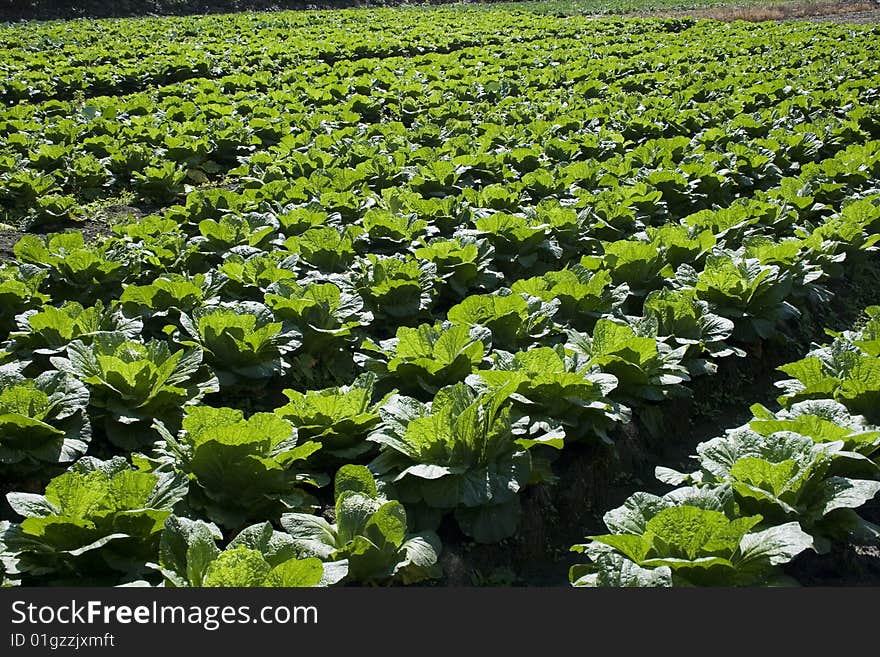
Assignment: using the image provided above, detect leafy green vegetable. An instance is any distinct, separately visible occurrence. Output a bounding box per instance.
[193,212,279,254]
[3,457,187,584]
[681,254,799,343]
[0,263,50,341]
[643,288,744,365]
[353,255,437,325]
[284,226,362,273]
[282,465,441,585]
[111,215,199,274]
[14,232,130,305]
[749,399,880,458]
[647,224,715,270]
[566,319,690,404]
[597,239,673,298]
[571,487,813,586]
[362,208,430,252]
[153,517,331,587]
[414,236,502,300]
[176,301,300,385]
[51,332,218,449]
[4,8,880,591]
[659,429,880,548]
[511,266,626,331]
[217,253,299,300]
[467,345,626,444]
[447,290,559,351]
[132,161,187,204]
[275,373,391,463]
[368,382,556,543]
[0,369,90,474]
[776,341,880,423]
[10,300,142,358]
[119,274,218,321]
[265,278,371,350]
[469,212,558,278]
[358,322,490,398]
[152,406,323,529]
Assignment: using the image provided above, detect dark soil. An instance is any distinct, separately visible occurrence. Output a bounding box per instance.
[0,203,148,262]
[0,230,19,261]
[788,498,880,586]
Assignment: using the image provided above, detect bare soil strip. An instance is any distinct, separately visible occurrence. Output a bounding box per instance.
[626,0,880,23]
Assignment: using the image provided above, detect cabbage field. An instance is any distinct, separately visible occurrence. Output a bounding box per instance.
[1,5,880,588]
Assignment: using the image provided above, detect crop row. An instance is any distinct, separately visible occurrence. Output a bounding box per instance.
[0,8,608,105]
[0,179,877,585]
[2,17,877,225]
[571,306,880,586]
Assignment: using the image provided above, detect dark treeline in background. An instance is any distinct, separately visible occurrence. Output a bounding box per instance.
[0,0,505,21]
